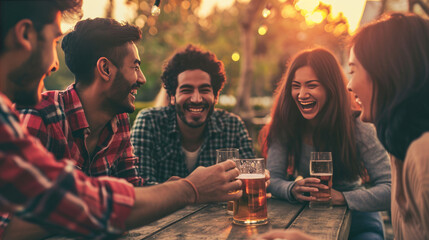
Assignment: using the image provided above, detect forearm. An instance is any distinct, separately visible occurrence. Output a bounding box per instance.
[3,217,52,240]
[125,179,195,230]
[342,184,391,211]
[268,178,297,202]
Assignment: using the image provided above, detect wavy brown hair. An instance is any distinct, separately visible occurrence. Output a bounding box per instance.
[260,48,364,182]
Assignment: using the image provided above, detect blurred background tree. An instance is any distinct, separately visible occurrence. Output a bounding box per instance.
[45,0,428,119]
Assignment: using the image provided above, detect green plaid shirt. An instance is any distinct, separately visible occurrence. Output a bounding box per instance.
[131,105,255,185]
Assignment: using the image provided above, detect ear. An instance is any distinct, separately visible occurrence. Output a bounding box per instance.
[96,57,111,81]
[13,19,36,51]
[170,96,175,105]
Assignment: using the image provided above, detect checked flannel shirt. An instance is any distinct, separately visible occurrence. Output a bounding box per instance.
[18,84,143,186]
[131,105,255,185]
[0,92,135,238]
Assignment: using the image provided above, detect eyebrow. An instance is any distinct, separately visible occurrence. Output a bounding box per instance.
[199,84,212,88]
[134,59,141,65]
[348,62,356,67]
[179,83,212,89]
[292,80,319,84]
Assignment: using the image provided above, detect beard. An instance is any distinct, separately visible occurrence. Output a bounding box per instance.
[8,48,46,107]
[175,100,214,128]
[106,71,138,114]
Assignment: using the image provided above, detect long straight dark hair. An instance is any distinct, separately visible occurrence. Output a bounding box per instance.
[260,48,364,182]
[351,13,429,161]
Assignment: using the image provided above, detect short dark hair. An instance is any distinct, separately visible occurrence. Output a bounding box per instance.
[351,13,429,160]
[61,18,142,86]
[161,44,226,99]
[0,0,82,53]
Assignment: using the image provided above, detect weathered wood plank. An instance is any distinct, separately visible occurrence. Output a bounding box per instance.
[144,199,304,240]
[120,204,208,240]
[288,205,351,240]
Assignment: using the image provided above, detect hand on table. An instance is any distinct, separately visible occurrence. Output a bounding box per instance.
[291,177,329,202]
[186,160,242,203]
[254,229,317,240]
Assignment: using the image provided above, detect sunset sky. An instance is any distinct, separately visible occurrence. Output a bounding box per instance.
[62,0,368,33]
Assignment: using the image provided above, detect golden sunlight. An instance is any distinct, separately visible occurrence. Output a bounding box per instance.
[295,0,367,33]
[61,0,367,35]
[61,0,135,32]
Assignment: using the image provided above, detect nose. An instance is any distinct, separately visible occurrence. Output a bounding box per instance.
[298,87,309,99]
[50,59,60,73]
[191,90,202,103]
[347,79,352,92]
[138,69,146,85]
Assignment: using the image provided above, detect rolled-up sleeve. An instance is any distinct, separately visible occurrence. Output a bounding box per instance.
[0,97,135,238]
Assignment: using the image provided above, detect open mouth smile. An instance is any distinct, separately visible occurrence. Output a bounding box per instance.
[353,94,362,106]
[187,106,204,113]
[130,89,138,97]
[299,101,316,110]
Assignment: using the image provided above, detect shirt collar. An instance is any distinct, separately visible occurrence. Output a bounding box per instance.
[62,84,90,132]
[63,84,120,134]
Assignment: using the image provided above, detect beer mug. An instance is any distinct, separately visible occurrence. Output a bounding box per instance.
[309,152,333,209]
[233,158,268,225]
[216,148,239,215]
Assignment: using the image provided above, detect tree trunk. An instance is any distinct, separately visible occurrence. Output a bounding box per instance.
[105,0,115,18]
[234,0,267,123]
[409,0,429,14]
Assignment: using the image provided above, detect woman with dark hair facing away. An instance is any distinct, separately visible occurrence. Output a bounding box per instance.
[348,13,429,240]
[260,47,391,239]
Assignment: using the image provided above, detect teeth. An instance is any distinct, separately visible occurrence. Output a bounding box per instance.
[355,98,362,105]
[300,101,315,105]
[189,107,203,112]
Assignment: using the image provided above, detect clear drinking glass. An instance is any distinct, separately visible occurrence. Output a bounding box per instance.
[216,148,239,215]
[309,152,333,209]
[233,158,268,225]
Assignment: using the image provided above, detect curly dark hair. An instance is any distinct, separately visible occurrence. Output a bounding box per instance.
[161,44,226,98]
[61,18,142,86]
[0,0,82,53]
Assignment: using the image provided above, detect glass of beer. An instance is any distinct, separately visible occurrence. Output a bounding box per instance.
[216,148,239,215]
[233,158,268,225]
[309,152,333,209]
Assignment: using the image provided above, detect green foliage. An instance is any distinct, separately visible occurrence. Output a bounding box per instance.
[129,101,154,126]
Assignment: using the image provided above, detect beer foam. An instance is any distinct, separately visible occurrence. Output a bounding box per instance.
[237,174,265,179]
[311,173,333,177]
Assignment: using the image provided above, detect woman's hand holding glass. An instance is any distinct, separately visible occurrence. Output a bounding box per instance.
[291,177,329,202]
[331,188,346,205]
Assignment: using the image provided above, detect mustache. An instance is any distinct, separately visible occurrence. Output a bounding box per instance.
[131,82,141,89]
[183,101,209,109]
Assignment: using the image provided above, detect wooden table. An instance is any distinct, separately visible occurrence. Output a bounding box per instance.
[121,198,351,240]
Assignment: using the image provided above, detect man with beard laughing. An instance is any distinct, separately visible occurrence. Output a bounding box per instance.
[18,18,146,187]
[131,44,255,185]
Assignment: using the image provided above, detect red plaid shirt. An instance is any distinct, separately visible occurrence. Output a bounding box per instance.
[18,85,143,186]
[0,92,135,238]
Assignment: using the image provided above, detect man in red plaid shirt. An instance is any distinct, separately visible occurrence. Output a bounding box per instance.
[0,1,243,239]
[19,18,145,187]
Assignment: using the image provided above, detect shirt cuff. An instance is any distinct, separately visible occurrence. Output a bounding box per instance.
[107,179,136,231]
